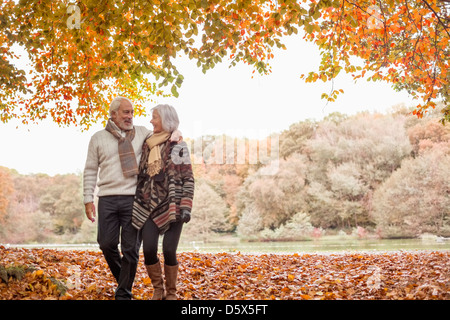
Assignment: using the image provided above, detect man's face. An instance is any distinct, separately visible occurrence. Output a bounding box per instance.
[111,100,134,131]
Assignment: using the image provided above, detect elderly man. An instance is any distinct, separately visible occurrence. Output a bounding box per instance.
[83,96,151,300]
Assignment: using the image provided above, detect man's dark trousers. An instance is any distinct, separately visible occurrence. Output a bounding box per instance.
[97,195,139,300]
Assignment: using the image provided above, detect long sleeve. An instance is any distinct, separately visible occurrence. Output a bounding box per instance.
[83,135,99,204]
[178,145,195,212]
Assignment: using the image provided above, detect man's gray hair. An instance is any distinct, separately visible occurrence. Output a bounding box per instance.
[152,104,179,132]
[109,96,133,117]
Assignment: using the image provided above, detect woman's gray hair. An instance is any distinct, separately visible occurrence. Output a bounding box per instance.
[109,96,133,117]
[152,104,179,132]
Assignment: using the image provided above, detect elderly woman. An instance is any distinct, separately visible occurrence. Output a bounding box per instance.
[132,104,194,300]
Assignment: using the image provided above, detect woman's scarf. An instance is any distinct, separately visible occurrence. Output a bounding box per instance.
[146,131,171,177]
[105,119,138,177]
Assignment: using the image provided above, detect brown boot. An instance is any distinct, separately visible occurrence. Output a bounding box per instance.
[164,264,179,300]
[145,261,165,300]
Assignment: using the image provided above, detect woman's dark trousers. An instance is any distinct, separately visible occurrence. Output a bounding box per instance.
[141,218,183,266]
[97,195,140,300]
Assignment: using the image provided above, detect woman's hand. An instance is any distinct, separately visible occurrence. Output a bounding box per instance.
[180,210,191,223]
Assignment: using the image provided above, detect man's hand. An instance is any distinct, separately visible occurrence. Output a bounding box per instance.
[85,202,96,223]
[170,130,183,143]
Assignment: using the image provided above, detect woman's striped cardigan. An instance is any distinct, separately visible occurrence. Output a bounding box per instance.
[132,139,194,234]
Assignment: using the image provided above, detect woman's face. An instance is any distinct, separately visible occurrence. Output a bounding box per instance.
[150,110,163,133]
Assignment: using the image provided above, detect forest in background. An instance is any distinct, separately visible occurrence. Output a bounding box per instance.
[1,104,449,244]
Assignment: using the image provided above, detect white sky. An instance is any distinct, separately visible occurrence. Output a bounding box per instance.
[0,35,417,176]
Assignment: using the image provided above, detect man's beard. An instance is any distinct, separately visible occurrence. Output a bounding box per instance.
[119,119,133,130]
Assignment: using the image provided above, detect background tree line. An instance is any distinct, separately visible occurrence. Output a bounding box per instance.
[0,171,95,244]
[0,104,449,244]
[187,104,450,241]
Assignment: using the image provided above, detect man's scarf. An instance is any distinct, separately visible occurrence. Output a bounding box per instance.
[105,119,139,177]
[146,131,171,177]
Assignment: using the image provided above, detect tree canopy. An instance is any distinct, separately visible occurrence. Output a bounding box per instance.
[1,0,449,129]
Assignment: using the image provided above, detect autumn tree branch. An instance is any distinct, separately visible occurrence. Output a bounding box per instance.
[421,0,450,37]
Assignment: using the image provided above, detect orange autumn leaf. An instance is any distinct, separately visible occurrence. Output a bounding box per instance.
[142,277,152,286]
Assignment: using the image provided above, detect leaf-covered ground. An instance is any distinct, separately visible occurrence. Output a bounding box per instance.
[0,246,448,300]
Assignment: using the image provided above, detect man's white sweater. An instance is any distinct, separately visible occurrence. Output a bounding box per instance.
[83,125,151,204]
